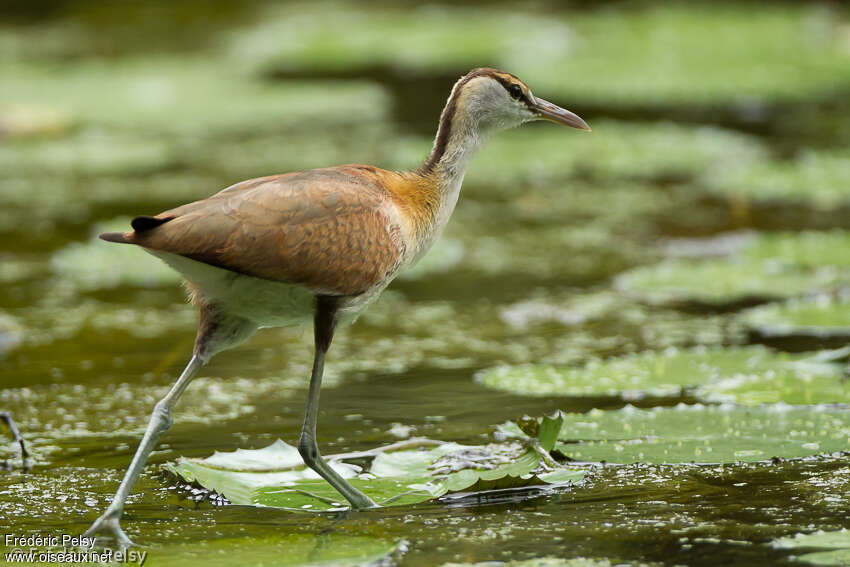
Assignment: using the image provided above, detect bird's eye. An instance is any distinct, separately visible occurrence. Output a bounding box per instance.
[508,84,523,100]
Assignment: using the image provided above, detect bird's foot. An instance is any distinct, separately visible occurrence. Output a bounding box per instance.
[349,493,380,510]
[84,508,134,549]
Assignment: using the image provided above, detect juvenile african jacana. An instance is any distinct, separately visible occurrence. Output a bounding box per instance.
[85,68,589,545]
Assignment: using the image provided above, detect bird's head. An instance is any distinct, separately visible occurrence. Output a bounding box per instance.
[449,67,590,133]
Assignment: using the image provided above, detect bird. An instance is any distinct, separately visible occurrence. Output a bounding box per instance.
[84,67,590,546]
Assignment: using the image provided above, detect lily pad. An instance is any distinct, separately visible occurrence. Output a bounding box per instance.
[0,57,389,135]
[165,436,584,511]
[773,529,850,566]
[615,259,843,307]
[230,3,570,75]
[515,405,850,464]
[478,346,850,406]
[742,295,850,345]
[743,231,850,270]
[467,121,764,190]
[705,149,850,209]
[234,3,850,105]
[0,130,177,178]
[525,4,850,105]
[618,231,850,306]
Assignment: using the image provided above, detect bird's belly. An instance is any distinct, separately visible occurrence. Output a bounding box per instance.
[147,250,316,327]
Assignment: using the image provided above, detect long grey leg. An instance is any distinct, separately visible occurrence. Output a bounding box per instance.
[84,355,204,546]
[0,412,30,470]
[297,296,377,509]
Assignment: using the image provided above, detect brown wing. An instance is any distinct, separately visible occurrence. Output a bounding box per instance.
[104,167,406,295]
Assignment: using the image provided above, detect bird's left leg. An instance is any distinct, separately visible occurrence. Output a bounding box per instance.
[0,412,30,470]
[84,354,204,547]
[297,296,378,509]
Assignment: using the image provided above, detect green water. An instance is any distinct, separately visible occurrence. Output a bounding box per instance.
[2,1,850,565]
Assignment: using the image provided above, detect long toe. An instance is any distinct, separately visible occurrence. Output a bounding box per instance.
[84,513,135,549]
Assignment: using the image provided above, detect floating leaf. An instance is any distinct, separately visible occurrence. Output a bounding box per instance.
[616,260,845,307]
[742,295,850,346]
[468,121,763,189]
[546,405,850,464]
[165,438,585,511]
[0,57,389,134]
[233,3,850,105]
[772,529,850,566]
[617,231,850,306]
[230,4,571,75]
[706,149,850,208]
[744,232,850,270]
[479,347,850,406]
[526,4,850,105]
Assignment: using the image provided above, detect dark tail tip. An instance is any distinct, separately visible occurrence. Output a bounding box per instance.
[131,215,172,232]
[99,232,129,243]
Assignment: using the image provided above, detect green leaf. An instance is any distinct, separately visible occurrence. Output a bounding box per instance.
[744,232,850,269]
[537,412,565,452]
[478,346,850,406]
[234,3,850,105]
[773,529,850,566]
[618,231,850,306]
[552,405,850,464]
[477,346,850,406]
[0,57,389,134]
[743,296,850,338]
[616,259,847,306]
[705,149,850,208]
[467,121,763,189]
[165,438,585,511]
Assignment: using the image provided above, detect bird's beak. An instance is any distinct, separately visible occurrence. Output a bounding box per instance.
[532,97,591,131]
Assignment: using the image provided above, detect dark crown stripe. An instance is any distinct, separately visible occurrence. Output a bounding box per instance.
[420,68,521,173]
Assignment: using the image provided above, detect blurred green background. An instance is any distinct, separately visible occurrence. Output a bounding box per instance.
[2,1,850,566]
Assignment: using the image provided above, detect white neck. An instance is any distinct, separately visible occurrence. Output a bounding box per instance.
[412,110,490,262]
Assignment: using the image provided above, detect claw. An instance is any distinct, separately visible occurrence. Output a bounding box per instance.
[84,510,134,549]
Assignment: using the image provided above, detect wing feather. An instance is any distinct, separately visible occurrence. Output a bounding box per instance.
[112,167,407,295]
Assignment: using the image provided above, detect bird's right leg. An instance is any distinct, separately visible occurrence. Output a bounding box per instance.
[297,296,378,509]
[0,411,30,470]
[84,354,203,547]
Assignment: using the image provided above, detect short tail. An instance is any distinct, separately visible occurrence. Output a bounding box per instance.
[99,215,173,244]
[99,231,132,243]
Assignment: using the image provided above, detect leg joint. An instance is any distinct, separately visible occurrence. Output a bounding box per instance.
[152,401,173,432]
[297,433,319,466]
